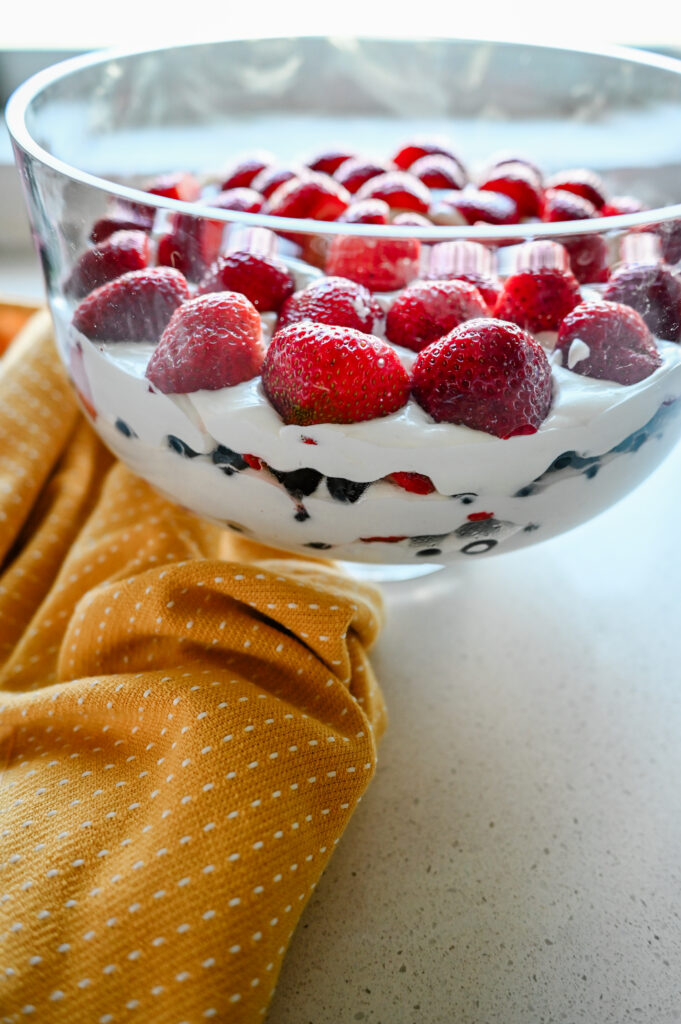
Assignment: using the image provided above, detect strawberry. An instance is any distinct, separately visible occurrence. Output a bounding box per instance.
[198,250,295,312]
[425,240,501,311]
[657,221,681,265]
[478,162,543,218]
[334,158,392,194]
[72,267,190,342]
[145,171,201,203]
[145,292,264,393]
[90,204,153,243]
[545,169,607,210]
[306,148,356,175]
[209,188,264,214]
[277,276,384,334]
[392,139,464,174]
[385,279,488,352]
[409,154,466,191]
[430,188,519,226]
[223,224,278,257]
[66,230,150,298]
[541,188,596,222]
[601,196,646,217]
[391,212,432,227]
[411,318,552,438]
[250,166,299,199]
[484,151,544,184]
[603,259,681,341]
[339,199,391,225]
[325,235,421,292]
[266,173,351,221]
[494,241,581,332]
[555,300,661,385]
[356,171,430,214]
[388,472,436,494]
[561,234,610,284]
[262,322,410,425]
[221,154,272,191]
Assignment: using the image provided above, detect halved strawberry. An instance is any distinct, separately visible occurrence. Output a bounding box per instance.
[306,148,356,175]
[221,154,272,190]
[145,171,201,203]
[478,162,543,218]
[277,276,384,333]
[392,138,464,174]
[339,199,391,225]
[66,230,150,298]
[545,169,607,210]
[388,472,436,494]
[198,251,295,312]
[391,212,432,227]
[356,171,430,214]
[430,188,519,226]
[409,154,466,191]
[266,174,351,221]
[72,267,190,342]
[385,279,488,352]
[334,158,392,194]
[250,166,299,199]
[541,189,596,222]
[601,196,647,217]
[90,203,153,243]
[325,235,421,292]
[555,300,661,385]
[493,241,581,332]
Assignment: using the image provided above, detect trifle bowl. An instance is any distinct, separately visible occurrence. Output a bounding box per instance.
[6,37,681,578]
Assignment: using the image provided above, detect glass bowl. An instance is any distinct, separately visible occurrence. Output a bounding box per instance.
[7,38,681,575]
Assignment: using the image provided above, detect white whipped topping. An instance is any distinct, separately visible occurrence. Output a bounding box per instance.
[567,338,591,369]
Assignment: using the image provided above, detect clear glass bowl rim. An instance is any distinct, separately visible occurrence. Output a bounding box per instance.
[6,35,681,242]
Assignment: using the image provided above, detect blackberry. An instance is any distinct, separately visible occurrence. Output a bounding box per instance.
[326,477,370,503]
[269,467,322,499]
[211,444,248,474]
[167,435,199,458]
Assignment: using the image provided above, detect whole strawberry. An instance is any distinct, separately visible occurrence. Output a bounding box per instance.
[603,260,681,341]
[494,241,581,332]
[385,279,488,352]
[410,154,466,191]
[555,301,661,385]
[425,240,501,311]
[145,292,264,394]
[478,162,543,218]
[198,250,295,312]
[262,323,410,425]
[277,276,384,334]
[545,169,607,210]
[325,235,421,292]
[67,230,150,298]
[355,171,431,214]
[334,158,393,194]
[72,267,190,342]
[412,318,552,438]
[266,173,351,221]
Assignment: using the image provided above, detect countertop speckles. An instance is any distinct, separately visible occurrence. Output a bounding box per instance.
[268,442,681,1024]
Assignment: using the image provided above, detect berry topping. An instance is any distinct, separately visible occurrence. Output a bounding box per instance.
[325,235,421,292]
[430,188,519,226]
[306,148,356,175]
[262,322,410,425]
[356,171,431,214]
[333,159,392,194]
[145,172,201,202]
[545,169,607,210]
[145,292,264,394]
[266,173,351,221]
[541,188,597,222]
[339,199,391,225]
[67,230,150,298]
[388,472,436,494]
[603,260,681,341]
[250,165,299,199]
[494,241,581,332]
[478,163,543,218]
[555,300,662,385]
[221,154,272,191]
[198,250,295,312]
[385,279,488,352]
[277,276,383,334]
[425,240,501,311]
[409,154,466,191]
[72,267,190,342]
[411,318,553,438]
[392,139,463,173]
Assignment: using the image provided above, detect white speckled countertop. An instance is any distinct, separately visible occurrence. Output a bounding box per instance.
[268,444,681,1024]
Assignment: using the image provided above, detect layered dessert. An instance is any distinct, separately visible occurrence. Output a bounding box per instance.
[52,140,681,565]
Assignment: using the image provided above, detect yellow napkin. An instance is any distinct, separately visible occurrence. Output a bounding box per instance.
[0,310,386,1022]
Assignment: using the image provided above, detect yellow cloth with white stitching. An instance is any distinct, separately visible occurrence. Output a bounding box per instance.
[0,311,386,1022]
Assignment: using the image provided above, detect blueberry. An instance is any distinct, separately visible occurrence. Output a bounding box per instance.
[167,435,199,458]
[270,467,322,498]
[326,477,370,503]
[211,445,248,474]
[115,418,136,438]
[514,484,536,498]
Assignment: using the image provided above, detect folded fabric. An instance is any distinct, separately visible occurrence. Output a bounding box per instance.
[0,310,386,1023]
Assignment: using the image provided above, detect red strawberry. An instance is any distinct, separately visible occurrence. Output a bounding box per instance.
[425,240,500,311]
[392,139,464,174]
[277,276,383,333]
[411,318,552,438]
[555,300,661,385]
[209,188,264,214]
[484,151,544,184]
[221,154,272,191]
[603,259,681,341]
[541,188,596,222]
[250,166,299,199]
[266,174,351,221]
[388,472,436,494]
[262,323,410,425]
[145,171,201,203]
[430,188,519,226]
[67,230,150,298]
[409,154,466,191]
[478,163,543,218]
[601,196,646,217]
[306,148,356,175]
[339,199,391,225]
[494,241,581,332]
[325,235,421,292]
[145,292,264,393]
[391,212,432,227]
[90,204,153,243]
[356,171,430,214]
[561,234,610,284]
[545,169,607,210]
[386,279,488,352]
[657,221,681,265]
[72,267,190,342]
[334,158,392,194]
[198,251,295,312]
